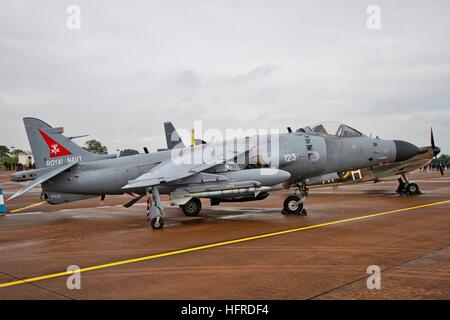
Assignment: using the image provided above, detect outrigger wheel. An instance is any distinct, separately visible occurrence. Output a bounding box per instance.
[147,186,165,230]
[150,215,164,229]
[282,195,306,215]
[180,198,202,216]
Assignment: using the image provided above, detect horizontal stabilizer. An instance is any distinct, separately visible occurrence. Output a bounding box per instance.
[7,162,77,201]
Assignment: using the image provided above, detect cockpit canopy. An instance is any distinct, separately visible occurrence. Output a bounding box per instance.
[296,122,365,138]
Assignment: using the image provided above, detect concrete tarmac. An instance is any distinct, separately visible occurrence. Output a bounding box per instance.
[0,170,449,299]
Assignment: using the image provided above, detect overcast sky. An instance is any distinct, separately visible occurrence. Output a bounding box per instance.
[1,0,449,154]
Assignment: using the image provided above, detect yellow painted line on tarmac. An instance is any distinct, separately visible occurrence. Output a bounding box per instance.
[9,201,47,213]
[0,199,449,289]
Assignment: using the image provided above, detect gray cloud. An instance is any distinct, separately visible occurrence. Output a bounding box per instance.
[232,63,277,83]
[0,0,449,154]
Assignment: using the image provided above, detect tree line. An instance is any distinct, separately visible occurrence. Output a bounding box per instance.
[1,139,140,169]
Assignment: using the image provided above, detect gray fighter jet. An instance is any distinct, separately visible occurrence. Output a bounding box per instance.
[166,121,442,196]
[8,118,438,229]
[289,122,443,195]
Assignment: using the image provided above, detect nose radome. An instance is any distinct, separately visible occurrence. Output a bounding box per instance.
[394,140,420,162]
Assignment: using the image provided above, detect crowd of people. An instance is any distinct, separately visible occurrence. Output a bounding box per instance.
[2,161,36,171]
[421,163,450,172]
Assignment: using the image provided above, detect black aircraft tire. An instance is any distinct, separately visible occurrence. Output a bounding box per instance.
[151,216,164,229]
[406,183,420,195]
[283,196,304,214]
[181,198,202,216]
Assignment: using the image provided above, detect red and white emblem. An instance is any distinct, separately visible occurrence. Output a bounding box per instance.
[50,144,60,155]
[38,129,72,158]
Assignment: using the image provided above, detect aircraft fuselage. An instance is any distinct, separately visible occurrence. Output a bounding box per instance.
[41,131,404,204]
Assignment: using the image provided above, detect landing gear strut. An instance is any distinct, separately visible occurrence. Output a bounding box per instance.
[146,187,165,229]
[396,175,421,195]
[282,183,308,216]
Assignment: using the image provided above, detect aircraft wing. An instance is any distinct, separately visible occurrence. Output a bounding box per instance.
[122,142,255,190]
[121,162,217,189]
[7,162,78,201]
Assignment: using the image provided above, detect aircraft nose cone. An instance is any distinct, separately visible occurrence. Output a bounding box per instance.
[394,140,420,162]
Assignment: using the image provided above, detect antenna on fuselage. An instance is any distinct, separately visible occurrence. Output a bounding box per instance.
[68,134,89,140]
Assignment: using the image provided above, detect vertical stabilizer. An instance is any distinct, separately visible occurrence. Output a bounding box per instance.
[164,122,185,149]
[23,117,101,169]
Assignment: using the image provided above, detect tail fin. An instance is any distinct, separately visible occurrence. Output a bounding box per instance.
[164,122,185,149]
[24,117,101,169]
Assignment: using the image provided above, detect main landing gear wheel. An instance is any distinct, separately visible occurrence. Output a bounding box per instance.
[181,198,202,216]
[397,177,421,195]
[406,183,420,195]
[150,216,164,229]
[282,195,305,215]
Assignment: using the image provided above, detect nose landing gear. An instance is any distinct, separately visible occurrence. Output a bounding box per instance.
[282,183,308,216]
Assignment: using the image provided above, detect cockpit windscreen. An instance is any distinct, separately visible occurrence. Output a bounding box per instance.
[296,122,365,138]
